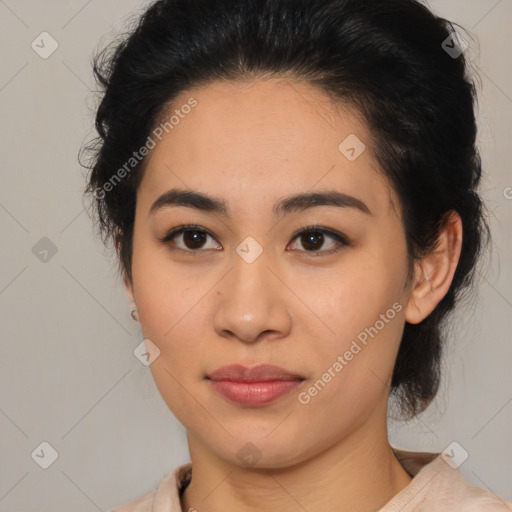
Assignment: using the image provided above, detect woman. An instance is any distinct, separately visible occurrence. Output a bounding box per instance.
[82,0,512,510]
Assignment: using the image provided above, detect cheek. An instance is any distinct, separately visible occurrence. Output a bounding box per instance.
[296,259,391,339]
[134,261,208,423]
[132,243,204,338]
[297,255,406,384]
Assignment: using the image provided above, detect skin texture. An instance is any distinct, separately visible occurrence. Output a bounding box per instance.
[123,78,463,512]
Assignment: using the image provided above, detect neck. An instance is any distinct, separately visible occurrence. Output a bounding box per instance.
[181,412,412,512]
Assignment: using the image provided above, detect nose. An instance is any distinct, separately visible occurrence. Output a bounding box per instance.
[212,250,292,344]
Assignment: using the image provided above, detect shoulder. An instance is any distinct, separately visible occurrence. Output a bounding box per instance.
[387,449,512,512]
[441,493,512,511]
[425,456,512,511]
[109,462,192,512]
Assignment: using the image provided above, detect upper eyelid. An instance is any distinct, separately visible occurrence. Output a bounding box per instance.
[289,225,346,241]
[162,224,348,247]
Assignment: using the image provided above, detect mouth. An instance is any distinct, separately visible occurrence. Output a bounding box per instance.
[207,363,305,382]
[206,363,305,407]
[207,379,304,406]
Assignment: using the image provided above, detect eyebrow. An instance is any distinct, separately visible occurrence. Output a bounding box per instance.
[149,188,372,217]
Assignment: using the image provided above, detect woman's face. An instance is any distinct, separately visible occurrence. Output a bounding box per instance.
[126,78,417,467]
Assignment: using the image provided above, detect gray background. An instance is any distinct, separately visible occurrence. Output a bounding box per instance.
[0,0,510,510]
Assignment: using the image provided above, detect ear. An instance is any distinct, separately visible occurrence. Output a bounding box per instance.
[405,210,463,324]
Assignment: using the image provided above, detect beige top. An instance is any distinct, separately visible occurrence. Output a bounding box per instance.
[112,448,512,511]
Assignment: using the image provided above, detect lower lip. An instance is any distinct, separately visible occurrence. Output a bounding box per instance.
[208,379,303,406]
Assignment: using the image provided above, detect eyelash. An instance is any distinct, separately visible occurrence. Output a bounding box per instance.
[159,224,351,257]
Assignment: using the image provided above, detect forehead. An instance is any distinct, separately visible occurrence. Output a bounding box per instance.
[139,78,398,219]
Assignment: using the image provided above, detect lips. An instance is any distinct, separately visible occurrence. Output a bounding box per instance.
[206,364,305,407]
[207,363,304,382]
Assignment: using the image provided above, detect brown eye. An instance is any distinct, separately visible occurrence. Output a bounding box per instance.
[161,225,221,252]
[182,230,208,249]
[300,231,325,251]
[288,226,350,255]
[160,224,349,256]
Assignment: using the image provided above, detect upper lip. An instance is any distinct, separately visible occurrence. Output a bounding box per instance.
[207,364,305,382]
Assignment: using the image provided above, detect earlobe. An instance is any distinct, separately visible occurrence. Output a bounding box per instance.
[123,272,140,322]
[116,229,138,321]
[404,265,435,324]
[405,211,463,325]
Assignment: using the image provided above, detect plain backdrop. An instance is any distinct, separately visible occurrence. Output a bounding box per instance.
[0,0,511,510]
